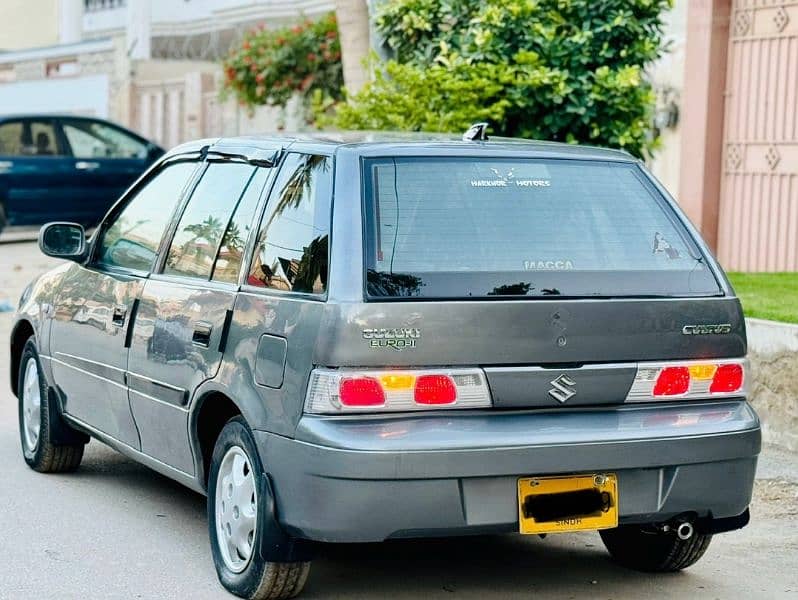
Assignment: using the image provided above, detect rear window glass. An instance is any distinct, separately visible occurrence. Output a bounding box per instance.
[364,158,721,299]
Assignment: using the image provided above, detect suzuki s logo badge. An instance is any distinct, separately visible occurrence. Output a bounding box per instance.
[548,374,577,403]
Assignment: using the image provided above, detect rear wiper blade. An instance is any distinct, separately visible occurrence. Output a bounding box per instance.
[199,145,280,167]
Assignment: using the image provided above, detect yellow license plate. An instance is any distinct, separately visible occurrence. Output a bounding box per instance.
[518,473,618,535]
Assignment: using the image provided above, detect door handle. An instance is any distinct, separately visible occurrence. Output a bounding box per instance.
[111,305,127,326]
[75,161,100,170]
[192,321,213,347]
[0,161,13,170]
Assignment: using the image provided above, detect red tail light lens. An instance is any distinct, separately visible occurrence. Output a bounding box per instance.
[710,363,744,393]
[653,367,690,396]
[414,375,457,405]
[339,377,385,406]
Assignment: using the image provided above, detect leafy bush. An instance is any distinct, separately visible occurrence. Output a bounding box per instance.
[330,0,672,158]
[223,12,343,117]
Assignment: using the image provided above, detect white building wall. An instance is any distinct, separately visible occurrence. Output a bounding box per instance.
[0,74,109,117]
[647,0,687,197]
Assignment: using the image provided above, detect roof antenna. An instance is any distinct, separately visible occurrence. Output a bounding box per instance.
[462,122,489,142]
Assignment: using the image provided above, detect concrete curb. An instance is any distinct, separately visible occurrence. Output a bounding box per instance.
[746,318,798,451]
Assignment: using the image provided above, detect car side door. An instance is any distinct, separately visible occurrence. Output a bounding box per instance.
[58,118,158,228]
[49,158,201,447]
[0,118,72,227]
[224,152,333,438]
[126,158,276,473]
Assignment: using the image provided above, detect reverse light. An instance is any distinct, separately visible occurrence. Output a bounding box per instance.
[305,368,492,414]
[627,359,746,403]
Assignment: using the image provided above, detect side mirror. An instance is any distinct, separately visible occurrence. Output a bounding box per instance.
[38,222,87,262]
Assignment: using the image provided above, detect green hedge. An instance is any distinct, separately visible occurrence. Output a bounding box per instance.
[326,0,672,158]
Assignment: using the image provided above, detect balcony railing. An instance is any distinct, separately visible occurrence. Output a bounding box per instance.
[84,0,126,12]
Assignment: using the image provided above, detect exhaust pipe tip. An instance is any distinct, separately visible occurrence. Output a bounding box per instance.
[676,521,694,540]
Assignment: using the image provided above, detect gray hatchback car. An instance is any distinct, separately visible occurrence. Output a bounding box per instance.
[10,128,760,599]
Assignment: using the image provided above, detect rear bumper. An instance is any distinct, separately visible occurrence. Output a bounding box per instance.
[254,400,760,543]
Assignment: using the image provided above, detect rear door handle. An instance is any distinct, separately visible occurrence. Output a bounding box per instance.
[111,305,127,326]
[192,321,213,347]
[0,161,13,170]
[75,161,100,170]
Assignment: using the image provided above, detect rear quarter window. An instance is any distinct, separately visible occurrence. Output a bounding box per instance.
[363,157,721,299]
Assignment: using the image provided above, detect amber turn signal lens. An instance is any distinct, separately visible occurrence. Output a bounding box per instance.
[688,364,717,380]
[379,374,415,390]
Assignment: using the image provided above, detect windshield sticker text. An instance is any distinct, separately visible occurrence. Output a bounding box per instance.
[471,168,551,188]
[470,178,551,188]
[524,260,574,270]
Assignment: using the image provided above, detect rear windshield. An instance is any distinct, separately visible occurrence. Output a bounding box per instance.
[363,157,721,299]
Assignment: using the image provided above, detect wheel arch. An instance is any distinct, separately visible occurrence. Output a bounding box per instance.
[9,319,35,397]
[191,389,244,491]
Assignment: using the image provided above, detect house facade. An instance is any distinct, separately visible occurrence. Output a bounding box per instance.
[1,0,795,272]
[0,0,333,148]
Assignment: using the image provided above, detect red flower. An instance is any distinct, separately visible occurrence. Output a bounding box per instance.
[256,72,265,83]
[326,30,337,40]
[307,53,317,62]
[243,41,251,50]
[292,25,302,34]
[299,74,315,91]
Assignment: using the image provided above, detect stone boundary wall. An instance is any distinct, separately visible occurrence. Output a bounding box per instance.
[746,318,798,451]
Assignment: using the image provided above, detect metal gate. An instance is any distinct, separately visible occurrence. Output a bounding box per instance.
[718,0,798,271]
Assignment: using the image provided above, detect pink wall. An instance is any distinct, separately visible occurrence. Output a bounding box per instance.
[681,0,798,272]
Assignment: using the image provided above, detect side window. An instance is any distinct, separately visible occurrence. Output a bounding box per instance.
[212,167,271,283]
[0,121,23,155]
[63,120,148,159]
[247,153,332,295]
[164,162,256,279]
[97,161,197,271]
[0,120,61,156]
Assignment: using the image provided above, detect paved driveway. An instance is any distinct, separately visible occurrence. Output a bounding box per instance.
[1,240,796,599]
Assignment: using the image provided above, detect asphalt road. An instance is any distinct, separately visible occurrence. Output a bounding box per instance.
[1,240,797,599]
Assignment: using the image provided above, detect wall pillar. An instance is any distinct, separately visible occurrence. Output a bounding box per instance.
[58,0,83,44]
[126,0,152,60]
[678,0,732,251]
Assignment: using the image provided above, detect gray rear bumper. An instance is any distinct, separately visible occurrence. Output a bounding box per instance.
[254,400,760,543]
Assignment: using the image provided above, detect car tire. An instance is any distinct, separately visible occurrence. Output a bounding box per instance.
[18,337,85,472]
[599,524,712,572]
[208,416,311,599]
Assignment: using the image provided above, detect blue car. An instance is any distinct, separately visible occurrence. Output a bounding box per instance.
[0,115,163,234]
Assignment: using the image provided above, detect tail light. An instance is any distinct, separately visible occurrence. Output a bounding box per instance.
[652,367,690,396]
[305,368,492,414]
[627,359,746,402]
[339,377,385,407]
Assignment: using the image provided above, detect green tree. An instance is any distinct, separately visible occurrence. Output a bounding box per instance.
[327,0,672,158]
[223,13,343,120]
